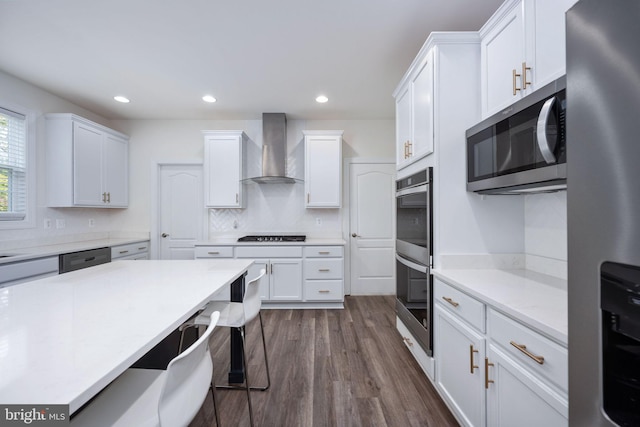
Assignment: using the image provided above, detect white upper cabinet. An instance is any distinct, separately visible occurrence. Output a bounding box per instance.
[203,130,245,208]
[46,114,128,208]
[394,49,434,170]
[480,0,578,118]
[304,130,343,208]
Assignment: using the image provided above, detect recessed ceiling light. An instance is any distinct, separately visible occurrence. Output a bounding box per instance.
[315,95,329,103]
[113,95,130,103]
[202,95,217,103]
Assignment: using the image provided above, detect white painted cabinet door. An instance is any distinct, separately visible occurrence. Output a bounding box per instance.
[411,50,434,160]
[435,304,486,427]
[103,133,128,207]
[481,2,526,117]
[486,344,568,427]
[526,0,579,90]
[204,132,243,208]
[73,122,104,206]
[269,259,302,301]
[395,85,412,168]
[304,132,342,208]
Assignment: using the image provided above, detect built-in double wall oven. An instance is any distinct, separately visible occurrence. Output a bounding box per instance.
[396,167,433,356]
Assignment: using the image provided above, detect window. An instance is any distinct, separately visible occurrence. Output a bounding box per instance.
[0,107,27,221]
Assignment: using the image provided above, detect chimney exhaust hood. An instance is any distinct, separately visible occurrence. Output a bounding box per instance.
[247,113,300,184]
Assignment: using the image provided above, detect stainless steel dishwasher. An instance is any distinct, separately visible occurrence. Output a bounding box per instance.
[59,247,111,273]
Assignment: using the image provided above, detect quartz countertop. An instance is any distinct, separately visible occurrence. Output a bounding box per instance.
[196,237,346,246]
[0,237,150,265]
[432,268,567,345]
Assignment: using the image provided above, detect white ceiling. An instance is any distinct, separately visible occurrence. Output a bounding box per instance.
[0,0,503,120]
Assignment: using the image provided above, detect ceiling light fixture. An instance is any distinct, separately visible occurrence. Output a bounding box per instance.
[315,95,329,103]
[202,95,217,103]
[113,96,130,103]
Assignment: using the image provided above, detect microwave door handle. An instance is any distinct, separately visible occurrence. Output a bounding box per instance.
[396,253,428,274]
[536,97,558,164]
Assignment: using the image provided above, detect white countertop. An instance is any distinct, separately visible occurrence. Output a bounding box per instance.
[0,237,149,265]
[196,237,346,246]
[433,268,567,345]
[0,259,253,413]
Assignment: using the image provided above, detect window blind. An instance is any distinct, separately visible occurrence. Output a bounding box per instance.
[0,107,27,220]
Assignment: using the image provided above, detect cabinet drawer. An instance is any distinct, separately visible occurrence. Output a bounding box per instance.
[303,246,343,257]
[488,309,568,392]
[0,257,59,285]
[304,280,343,301]
[236,246,302,258]
[434,278,485,333]
[304,259,343,279]
[111,241,150,259]
[194,246,234,258]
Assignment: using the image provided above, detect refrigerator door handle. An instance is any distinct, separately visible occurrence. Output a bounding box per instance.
[536,96,558,164]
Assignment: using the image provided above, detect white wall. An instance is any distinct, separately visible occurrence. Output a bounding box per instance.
[0,70,122,245]
[111,118,395,239]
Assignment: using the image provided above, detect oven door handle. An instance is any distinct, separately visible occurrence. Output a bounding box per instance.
[396,184,428,198]
[396,253,429,274]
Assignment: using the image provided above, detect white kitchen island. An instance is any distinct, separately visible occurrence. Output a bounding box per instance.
[0,259,253,414]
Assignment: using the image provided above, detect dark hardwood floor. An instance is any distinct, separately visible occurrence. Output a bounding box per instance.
[190,295,458,427]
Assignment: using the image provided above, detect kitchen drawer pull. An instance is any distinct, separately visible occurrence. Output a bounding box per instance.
[510,341,545,365]
[318,251,330,255]
[402,336,414,347]
[208,251,220,255]
[119,250,129,254]
[138,247,147,251]
[442,296,459,307]
[318,290,330,294]
[318,268,330,272]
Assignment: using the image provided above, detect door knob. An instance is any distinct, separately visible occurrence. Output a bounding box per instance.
[161,233,169,238]
[351,233,360,238]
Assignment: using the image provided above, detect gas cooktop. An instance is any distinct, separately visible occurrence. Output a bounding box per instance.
[237,235,306,242]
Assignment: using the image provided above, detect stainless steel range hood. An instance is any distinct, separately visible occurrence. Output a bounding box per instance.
[248,113,300,184]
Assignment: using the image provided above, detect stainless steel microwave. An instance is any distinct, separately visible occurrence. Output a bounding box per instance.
[466,76,566,194]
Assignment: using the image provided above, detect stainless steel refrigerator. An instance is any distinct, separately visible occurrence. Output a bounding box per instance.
[567,1,640,425]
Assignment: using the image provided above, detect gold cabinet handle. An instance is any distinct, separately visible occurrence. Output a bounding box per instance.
[403,141,408,159]
[235,193,239,203]
[138,247,147,251]
[119,250,129,254]
[470,345,479,374]
[522,62,532,89]
[442,296,459,307]
[102,192,107,203]
[510,341,545,365]
[208,251,220,255]
[318,251,330,255]
[402,336,414,347]
[512,69,521,95]
[307,193,310,204]
[485,357,495,389]
[107,192,111,203]
[318,290,330,294]
[407,140,412,157]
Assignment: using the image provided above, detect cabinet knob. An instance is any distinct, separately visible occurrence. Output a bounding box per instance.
[161,233,169,238]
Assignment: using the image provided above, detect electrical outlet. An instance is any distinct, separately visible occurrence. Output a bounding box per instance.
[88,218,95,228]
[316,218,322,226]
[44,218,52,229]
[56,219,65,229]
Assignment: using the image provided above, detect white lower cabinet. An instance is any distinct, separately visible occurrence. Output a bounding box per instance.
[303,246,344,302]
[435,304,486,427]
[111,241,150,261]
[0,257,59,288]
[434,278,567,427]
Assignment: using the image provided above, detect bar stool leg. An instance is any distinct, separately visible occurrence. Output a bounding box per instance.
[258,311,271,390]
[240,326,255,427]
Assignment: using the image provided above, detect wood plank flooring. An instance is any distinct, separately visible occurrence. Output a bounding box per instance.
[190,296,458,427]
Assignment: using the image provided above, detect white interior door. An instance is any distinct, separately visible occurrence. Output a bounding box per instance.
[349,163,396,295]
[159,164,205,259]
